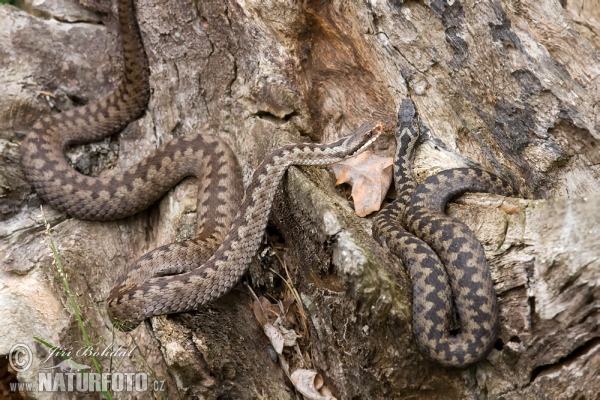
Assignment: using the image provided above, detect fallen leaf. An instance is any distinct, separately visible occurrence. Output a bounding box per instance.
[252,296,282,327]
[331,151,393,217]
[252,299,267,326]
[290,369,337,400]
[279,325,299,347]
[255,296,303,359]
[264,323,285,354]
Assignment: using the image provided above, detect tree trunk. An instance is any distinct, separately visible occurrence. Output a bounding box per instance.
[0,0,598,399]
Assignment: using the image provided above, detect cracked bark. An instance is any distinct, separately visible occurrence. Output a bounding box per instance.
[0,0,598,399]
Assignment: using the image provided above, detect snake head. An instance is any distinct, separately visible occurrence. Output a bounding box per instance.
[342,121,383,158]
[398,99,416,124]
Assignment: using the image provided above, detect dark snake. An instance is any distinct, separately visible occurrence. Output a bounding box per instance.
[20,0,382,331]
[373,100,517,367]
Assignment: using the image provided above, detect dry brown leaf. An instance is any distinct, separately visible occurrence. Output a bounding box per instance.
[252,298,267,326]
[285,306,298,326]
[331,151,393,217]
[252,295,284,328]
[260,296,277,316]
[282,294,298,325]
[290,369,337,400]
[255,294,303,362]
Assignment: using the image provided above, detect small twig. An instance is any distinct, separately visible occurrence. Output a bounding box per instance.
[269,258,309,337]
[38,90,56,98]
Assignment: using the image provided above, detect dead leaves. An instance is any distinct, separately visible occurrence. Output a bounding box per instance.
[332,151,393,217]
[250,292,336,400]
[291,369,336,400]
[249,255,337,400]
[252,295,299,355]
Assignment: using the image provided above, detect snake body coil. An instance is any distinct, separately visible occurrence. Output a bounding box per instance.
[20,0,514,367]
[20,0,382,331]
[373,100,516,367]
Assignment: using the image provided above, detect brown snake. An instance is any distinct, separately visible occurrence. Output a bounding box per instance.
[20,0,515,369]
[373,100,517,367]
[20,0,382,331]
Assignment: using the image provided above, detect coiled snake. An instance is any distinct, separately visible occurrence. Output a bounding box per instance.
[20,0,381,331]
[21,0,515,368]
[373,100,517,367]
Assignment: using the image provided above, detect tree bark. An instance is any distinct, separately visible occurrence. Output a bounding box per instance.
[0,0,598,399]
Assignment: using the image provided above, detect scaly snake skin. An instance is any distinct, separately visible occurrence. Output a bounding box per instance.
[20,0,382,331]
[373,100,517,367]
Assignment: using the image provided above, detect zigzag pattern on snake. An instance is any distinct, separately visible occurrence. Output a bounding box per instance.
[373,100,517,367]
[20,0,382,331]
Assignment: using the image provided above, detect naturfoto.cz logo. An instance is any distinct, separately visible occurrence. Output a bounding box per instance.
[8,342,164,394]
